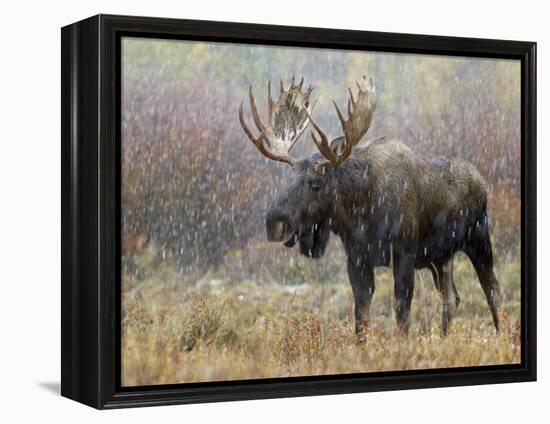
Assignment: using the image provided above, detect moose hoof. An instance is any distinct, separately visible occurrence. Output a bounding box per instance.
[355,323,368,344]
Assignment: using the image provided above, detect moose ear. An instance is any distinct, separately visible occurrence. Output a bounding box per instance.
[329,136,346,155]
[311,137,345,174]
[299,220,330,259]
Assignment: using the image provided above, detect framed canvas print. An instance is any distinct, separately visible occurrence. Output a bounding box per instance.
[61,14,536,409]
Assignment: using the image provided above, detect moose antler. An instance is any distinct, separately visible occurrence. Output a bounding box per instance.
[308,75,377,166]
[239,77,315,165]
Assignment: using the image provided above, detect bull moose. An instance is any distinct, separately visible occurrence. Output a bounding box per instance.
[238,75,501,338]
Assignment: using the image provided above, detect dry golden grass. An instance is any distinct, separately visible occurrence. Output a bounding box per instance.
[121,249,520,386]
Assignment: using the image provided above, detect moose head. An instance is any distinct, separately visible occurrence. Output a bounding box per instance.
[239,76,377,258]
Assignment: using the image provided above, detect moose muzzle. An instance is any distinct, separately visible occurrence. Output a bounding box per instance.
[266,209,297,243]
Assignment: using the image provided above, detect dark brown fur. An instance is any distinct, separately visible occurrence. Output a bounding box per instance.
[266,140,501,337]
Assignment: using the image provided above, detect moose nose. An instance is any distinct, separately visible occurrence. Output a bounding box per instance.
[266,209,289,242]
[268,221,285,242]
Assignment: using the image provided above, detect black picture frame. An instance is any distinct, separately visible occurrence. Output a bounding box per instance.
[61,14,537,409]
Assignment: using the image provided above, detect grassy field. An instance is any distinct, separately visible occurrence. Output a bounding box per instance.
[121,243,520,386]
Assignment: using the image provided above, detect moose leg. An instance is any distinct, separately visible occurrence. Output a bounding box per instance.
[347,257,375,342]
[465,232,501,332]
[430,258,458,336]
[392,252,415,335]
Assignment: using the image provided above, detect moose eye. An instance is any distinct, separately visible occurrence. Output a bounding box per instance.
[310,181,321,192]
